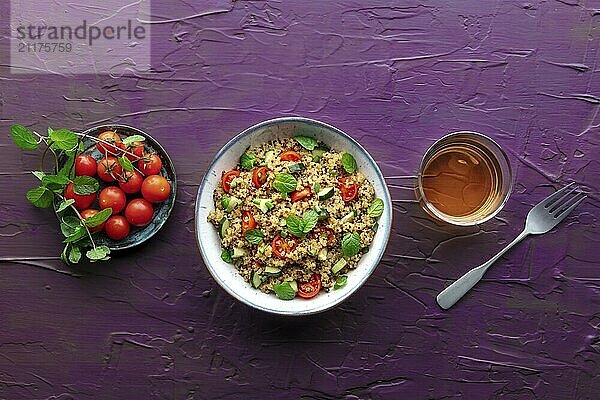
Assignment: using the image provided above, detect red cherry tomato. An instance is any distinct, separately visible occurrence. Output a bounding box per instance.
[74,154,97,177]
[313,226,336,246]
[125,198,154,227]
[118,170,143,194]
[221,170,240,194]
[80,209,104,233]
[241,211,257,233]
[297,273,322,299]
[97,156,123,182]
[290,186,312,203]
[138,153,162,176]
[337,177,358,202]
[119,141,145,161]
[104,215,130,240]
[280,150,301,161]
[252,166,270,188]
[96,131,121,155]
[272,234,298,259]
[141,175,171,203]
[64,182,96,211]
[98,186,127,214]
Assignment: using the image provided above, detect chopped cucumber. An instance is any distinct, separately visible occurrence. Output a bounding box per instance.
[332,258,347,274]
[218,218,230,238]
[317,187,334,201]
[251,271,262,288]
[312,147,327,162]
[371,222,379,232]
[290,280,298,292]
[253,198,274,214]
[232,247,247,258]
[287,162,305,174]
[317,248,328,261]
[313,205,329,220]
[340,211,355,224]
[309,248,317,256]
[265,150,276,165]
[221,196,241,212]
[263,266,282,277]
[313,183,321,193]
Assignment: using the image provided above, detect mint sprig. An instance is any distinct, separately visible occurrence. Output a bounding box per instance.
[286,209,319,238]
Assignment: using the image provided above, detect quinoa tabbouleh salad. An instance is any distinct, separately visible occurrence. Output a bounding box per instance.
[208,135,385,300]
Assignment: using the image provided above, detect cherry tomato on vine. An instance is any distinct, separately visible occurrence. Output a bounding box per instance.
[64,182,96,211]
[125,198,154,227]
[272,234,298,259]
[80,209,105,233]
[290,186,312,203]
[97,156,123,182]
[98,186,127,214]
[104,215,130,240]
[252,166,269,188]
[297,273,322,299]
[241,211,257,233]
[138,153,162,176]
[74,154,97,177]
[337,177,358,202]
[96,131,121,155]
[118,170,143,194]
[118,141,145,161]
[141,175,171,203]
[280,150,301,161]
[221,170,240,194]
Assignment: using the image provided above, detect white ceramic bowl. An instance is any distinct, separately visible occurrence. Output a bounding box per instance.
[195,117,392,315]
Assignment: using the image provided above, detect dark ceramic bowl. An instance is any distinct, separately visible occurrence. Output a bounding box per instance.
[57,124,177,251]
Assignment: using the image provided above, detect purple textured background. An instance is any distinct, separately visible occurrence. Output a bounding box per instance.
[1,1,599,399]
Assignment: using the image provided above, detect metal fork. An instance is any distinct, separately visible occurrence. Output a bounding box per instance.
[437,182,587,310]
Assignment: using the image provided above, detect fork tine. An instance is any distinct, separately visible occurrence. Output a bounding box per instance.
[547,186,578,212]
[539,182,575,208]
[552,194,587,223]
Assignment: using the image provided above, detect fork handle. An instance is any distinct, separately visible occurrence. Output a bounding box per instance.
[436,230,529,309]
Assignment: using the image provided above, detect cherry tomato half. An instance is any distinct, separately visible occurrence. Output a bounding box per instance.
[280,150,301,161]
[96,131,121,155]
[99,186,127,214]
[80,209,104,233]
[252,166,270,188]
[125,198,154,227]
[141,175,171,203]
[272,234,298,259]
[64,182,96,211]
[241,211,257,233]
[104,215,130,240]
[221,170,240,194]
[118,170,143,194]
[74,154,97,177]
[290,186,312,203]
[297,273,322,299]
[97,156,123,182]
[337,177,358,202]
[313,226,336,246]
[138,153,162,176]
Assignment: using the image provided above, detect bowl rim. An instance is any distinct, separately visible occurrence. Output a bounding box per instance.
[194,116,393,315]
[77,123,178,251]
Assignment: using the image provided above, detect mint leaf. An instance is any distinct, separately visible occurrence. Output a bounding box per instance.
[272,173,297,194]
[55,198,75,213]
[31,171,46,181]
[49,129,78,151]
[334,275,348,290]
[273,281,296,300]
[86,245,111,261]
[60,216,81,237]
[302,209,319,233]
[286,214,306,238]
[221,248,233,263]
[367,198,384,218]
[63,225,87,243]
[10,124,38,150]
[57,152,76,179]
[26,186,53,208]
[118,156,134,172]
[83,208,112,228]
[240,152,256,170]
[122,134,145,145]
[341,152,357,174]
[72,176,99,195]
[69,245,82,264]
[341,232,361,258]
[42,174,71,191]
[295,135,318,151]
[244,228,264,245]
